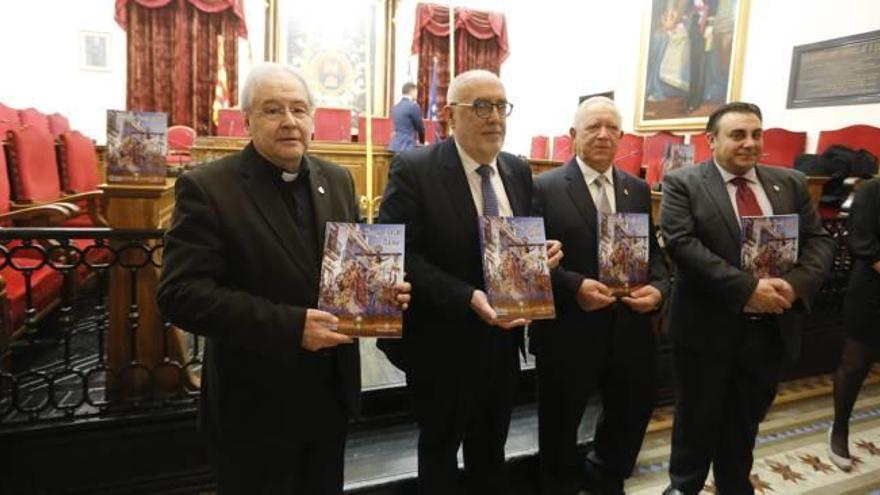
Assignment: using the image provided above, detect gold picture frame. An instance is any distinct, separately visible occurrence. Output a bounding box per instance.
[634,0,750,131]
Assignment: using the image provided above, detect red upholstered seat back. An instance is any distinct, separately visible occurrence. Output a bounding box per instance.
[644,131,684,187]
[424,119,440,144]
[5,127,62,203]
[217,109,248,137]
[17,108,51,135]
[690,132,712,163]
[0,102,20,139]
[817,125,880,162]
[2,264,63,338]
[47,113,71,139]
[760,128,806,168]
[168,125,197,151]
[58,131,101,193]
[313,108,352,142]
[530,136,549,160]
[357,117,393,145]
[0,145,10,216]
[552,135,573,162]
[614,133,644,177]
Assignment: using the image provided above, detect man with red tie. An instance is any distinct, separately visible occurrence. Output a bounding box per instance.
[659,102,834,494]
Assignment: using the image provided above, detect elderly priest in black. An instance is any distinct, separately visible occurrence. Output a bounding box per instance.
[660,102,834,495]
[158,63,409,494]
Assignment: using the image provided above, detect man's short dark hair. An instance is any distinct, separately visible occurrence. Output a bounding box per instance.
[706,102,763,135]
[402,82,417,95]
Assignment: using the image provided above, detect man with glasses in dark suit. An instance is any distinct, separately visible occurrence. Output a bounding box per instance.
[379,69,561,494]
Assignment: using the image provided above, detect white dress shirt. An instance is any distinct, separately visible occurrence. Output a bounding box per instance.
[714,161,774,219]
[577,156,616,213]
[455,141,513,217]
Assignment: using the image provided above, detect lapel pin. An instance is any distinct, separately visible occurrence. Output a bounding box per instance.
[318,186,326,195]
[772,184,780,192]
[623,187,629,196]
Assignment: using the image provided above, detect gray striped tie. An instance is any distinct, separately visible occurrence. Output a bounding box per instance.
[477,164,500,216]
[595,175,612,214]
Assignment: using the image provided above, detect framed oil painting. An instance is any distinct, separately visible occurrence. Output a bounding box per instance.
[634,0,750,131]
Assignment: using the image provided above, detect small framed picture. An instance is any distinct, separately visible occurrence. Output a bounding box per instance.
[81,31,111,71]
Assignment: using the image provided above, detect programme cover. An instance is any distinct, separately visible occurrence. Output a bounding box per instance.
[597,212,650,296]
[741,214,799,278]
[479,216,555,321]
[318,222,405,337]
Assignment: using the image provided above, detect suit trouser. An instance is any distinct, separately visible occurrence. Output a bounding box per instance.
[410,332,519,495]
[536,323,656,495]
[668,319,783,495]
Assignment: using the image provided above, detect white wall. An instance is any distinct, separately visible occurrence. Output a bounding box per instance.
[3,0,877,152]
[0,0,126,144]
[393,0,880,156]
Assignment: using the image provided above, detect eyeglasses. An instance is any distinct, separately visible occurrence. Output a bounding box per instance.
[449,99,514,119]
[256,105,312,122]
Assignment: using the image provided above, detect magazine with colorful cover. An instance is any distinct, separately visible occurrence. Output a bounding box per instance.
[478,216,555,321]
[663,143,695,174]
[597,212,650,296]
[318,222,405,338]
[106,110,168,184]
[740,214,799,278]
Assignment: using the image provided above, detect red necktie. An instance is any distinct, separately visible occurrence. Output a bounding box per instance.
[730,177,763,217]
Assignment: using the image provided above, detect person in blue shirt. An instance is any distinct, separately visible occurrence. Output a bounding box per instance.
[388,82,425,153]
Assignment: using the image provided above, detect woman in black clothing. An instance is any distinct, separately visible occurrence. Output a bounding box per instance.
[829,177,880,471]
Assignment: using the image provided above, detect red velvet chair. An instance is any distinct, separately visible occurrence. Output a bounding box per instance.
[0,102,20,139]
[357,116,393,146]
[817,124,880,162]
[644,131,685,188]
[17,108,51,135]
[167,125,197,166]
[0,148,77,366]
[758,128,806,168]
[690,132,712,163]
[530,136,549,160]
[614,133,644,177]
[216,109,248,137]
[58,131,103,194]
[313,108,352,142]
[424,119,438,144]
[5,127,106,227]
[552,135,573,162]
[47,113,71,139]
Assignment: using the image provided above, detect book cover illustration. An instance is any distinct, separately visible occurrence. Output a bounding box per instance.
[106,110,168,184]
[663,143,695,174]
[478,216,555,321]
[318,222,405,338]
[597,212,650,296]
[741,214,799,278]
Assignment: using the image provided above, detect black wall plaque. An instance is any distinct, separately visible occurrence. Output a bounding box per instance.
[787,30,880,109]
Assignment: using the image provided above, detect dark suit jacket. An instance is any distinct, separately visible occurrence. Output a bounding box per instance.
[530,160,669,371]
[377,138,532,377]
[157,144,361,447]
[660,160,834,361]
[388,97,425,152]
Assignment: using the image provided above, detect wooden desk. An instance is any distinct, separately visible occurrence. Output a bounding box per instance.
[191,137,393,215]
[528,158,563,175]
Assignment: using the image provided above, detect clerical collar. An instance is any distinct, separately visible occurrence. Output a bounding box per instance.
[281,171,298,182]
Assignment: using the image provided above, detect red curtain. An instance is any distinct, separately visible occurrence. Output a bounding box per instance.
[412,3,509,137]
[115,0,246,135]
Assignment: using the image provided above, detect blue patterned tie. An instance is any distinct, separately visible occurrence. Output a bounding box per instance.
[477,164,499,216]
